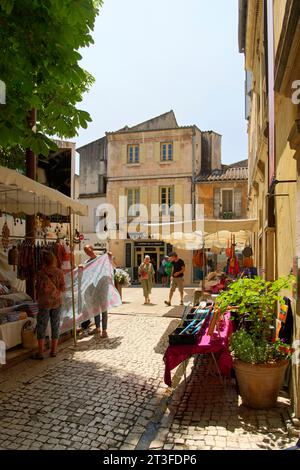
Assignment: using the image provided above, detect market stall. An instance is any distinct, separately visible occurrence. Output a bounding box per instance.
[0,165,88,352]
[145,218,258,287]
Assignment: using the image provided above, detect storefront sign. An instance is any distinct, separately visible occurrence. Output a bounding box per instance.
[128,233,148,240]
[135,241,165,247]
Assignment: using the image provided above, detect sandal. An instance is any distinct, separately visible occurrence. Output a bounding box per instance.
[50,351,57,357]
[101,331,108,338]
[31,352,44,360]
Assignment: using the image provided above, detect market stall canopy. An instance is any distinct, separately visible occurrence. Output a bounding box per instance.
[0,165,88,216]
[145,218,258,251]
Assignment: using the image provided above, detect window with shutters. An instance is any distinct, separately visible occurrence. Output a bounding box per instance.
[213,188,221,218]
[160,186,174,216]
[221,189,234,213]
[127,144,140,164]
[127,188,140,217]
[160,142,173,161]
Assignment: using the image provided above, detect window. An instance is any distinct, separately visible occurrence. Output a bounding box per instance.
[222,189,234,213]
[160,143,173,161]
[160,186,174,216]
[127,144,139,164]
[127,188,140,217]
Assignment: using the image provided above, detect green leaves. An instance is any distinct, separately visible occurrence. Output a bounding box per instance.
[0,0,101,155]
[0,0,15,14]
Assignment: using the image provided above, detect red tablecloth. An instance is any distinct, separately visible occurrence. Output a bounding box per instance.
[163,313,233,386]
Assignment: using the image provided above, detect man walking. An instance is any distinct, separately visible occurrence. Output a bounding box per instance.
[164,252,185,306]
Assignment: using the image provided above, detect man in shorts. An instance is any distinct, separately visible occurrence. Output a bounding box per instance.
[164,252,185,306]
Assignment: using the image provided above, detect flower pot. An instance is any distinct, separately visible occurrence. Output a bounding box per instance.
[234,359,288,409]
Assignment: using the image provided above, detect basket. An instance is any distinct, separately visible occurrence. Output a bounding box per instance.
[22,320,38,350]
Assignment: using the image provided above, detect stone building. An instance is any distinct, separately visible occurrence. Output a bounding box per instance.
[239,0,300,420]
[77,136,108,250]
[196,160,248,220]
[106,111,203,284]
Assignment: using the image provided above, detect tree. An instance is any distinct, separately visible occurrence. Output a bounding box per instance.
[0,0,102,155]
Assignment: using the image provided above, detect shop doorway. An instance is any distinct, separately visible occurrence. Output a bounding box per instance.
[134,244,165,284]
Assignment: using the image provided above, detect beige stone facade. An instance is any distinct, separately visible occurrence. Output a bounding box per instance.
[239,0,300,419]
[106,123,202,284]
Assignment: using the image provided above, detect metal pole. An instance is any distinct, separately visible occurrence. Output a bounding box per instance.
[25,108,37,299]
[69,207,77,346]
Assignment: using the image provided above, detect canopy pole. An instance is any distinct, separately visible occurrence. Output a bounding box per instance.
[69,207,77,347]
[202,243,205,293]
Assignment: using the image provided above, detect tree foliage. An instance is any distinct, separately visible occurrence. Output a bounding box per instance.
[0,0,102,155]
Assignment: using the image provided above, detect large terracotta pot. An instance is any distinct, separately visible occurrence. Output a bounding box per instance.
[234,359,288,409]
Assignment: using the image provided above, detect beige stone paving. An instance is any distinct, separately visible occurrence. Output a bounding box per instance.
[0,287,296,451]
[150,355,295,451]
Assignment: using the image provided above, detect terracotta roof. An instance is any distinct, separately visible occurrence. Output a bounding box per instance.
[197,165,248,182]
[229,159,248,168]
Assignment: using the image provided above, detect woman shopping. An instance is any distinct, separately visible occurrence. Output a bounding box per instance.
[32,251,66,359]
[138,255,155,305]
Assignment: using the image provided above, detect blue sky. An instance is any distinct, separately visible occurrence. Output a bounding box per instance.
[77,0,247,165]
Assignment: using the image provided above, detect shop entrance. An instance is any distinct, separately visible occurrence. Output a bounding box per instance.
[134,242,165,283]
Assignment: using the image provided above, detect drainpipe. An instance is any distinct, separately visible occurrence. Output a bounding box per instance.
[192,126,196,219]
[191,127,196,284]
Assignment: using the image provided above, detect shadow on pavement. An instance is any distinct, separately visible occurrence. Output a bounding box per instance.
[163,355,292,450]
[154,319,180,355]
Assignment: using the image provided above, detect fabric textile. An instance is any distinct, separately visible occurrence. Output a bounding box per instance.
[163,313,233,386]
[59,254,121,334]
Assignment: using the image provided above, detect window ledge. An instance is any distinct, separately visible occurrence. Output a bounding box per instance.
[126,163,141,167]
[159,161,173,165]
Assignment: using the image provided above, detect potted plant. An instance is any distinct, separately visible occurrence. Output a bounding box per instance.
[216,276,294,409]
[114,268,131,300]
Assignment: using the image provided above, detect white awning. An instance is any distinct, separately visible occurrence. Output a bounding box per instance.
[0,165,88,216]
[145,218,258,251]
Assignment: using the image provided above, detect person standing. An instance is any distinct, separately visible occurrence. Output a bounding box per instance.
[33,251,66,359]
[164,256,173,287]
[138,255,155,304]
[81,245,108,338]
[164,252,185,306]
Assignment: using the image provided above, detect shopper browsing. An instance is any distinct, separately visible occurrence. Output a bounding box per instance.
[33,251,66,359]
[81,245,108,338]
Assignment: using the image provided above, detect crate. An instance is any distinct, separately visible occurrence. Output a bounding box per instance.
[169,320,203,346]
[169,327,199,345]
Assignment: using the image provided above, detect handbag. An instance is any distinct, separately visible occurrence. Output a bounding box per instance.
[243,245,253,258]
[22,319,38,350]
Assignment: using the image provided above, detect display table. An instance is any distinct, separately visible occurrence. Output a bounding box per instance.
[163,312,233,386]
[0,319,30,350]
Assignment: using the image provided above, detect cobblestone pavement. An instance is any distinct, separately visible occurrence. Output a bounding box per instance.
[0,287,296,450]
[151,356,295,451]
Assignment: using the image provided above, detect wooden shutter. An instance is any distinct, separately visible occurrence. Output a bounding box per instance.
[173,141,180,162]
[139,143,146,164]
[154,142,161,162]
[234,189,242,218]
[121,145,127,165]
[213,188,221,218]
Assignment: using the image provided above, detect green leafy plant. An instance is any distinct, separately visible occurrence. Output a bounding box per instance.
[216,276,295,364]
[0,0,103,155]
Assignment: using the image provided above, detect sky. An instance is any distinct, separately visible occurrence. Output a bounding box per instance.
[76,0,247,165]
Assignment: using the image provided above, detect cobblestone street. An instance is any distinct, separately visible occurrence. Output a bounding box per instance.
[0,288,296,450]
